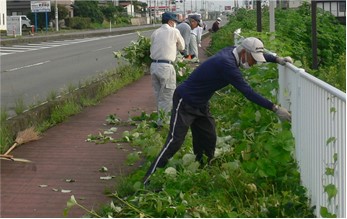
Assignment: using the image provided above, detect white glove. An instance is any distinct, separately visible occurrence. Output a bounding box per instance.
[198,43,201,47]
[273,105,291,122]
[276,56,293,65]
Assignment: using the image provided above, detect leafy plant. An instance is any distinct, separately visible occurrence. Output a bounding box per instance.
[49,101,81,125]
[67,58,314,218]
[113,32,152,69]
[211,3,345,90]
[14,96,26,115]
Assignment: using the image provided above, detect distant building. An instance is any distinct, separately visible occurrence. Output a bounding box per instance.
[0,0,6,30]
[6,0,74,18]
[7,0,31,16]
[273,0,345,24]
[317,0,346,24]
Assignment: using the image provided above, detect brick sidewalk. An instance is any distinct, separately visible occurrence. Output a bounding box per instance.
[0,36,212,218]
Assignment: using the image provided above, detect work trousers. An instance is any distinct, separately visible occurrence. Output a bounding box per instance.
[150,62,176,115]
[189,33,198,58]
[143,90,217,184]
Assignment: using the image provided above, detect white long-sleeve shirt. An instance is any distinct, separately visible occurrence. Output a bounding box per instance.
[150,24,185,62]
[191,26,203,44]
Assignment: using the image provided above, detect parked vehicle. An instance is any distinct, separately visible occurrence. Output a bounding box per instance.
[7,15,32,30]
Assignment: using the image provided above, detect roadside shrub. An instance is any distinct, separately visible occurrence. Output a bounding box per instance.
[65,17,91,29]
[113,32,151,68]
[210,3,345,91]
[115,16,130,25]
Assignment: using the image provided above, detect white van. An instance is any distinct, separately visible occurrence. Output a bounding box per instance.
[8,15,32,30]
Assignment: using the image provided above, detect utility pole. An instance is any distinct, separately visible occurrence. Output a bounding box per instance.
[130,0,133,16]
[55,0,58,31]
[256,0,261,32]
[311,0,318,69]
[269,0,275,33]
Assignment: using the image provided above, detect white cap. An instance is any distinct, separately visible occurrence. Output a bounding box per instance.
[217,17,221,21]
[241,37,266,62]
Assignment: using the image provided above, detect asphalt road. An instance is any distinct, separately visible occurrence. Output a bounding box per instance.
[1,30,153,116]
[0,19,221,117]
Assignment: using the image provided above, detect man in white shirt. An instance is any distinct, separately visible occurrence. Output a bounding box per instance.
[190,19,204,63]
[150,12,185,126]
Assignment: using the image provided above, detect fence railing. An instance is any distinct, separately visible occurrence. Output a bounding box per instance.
[234,30,346,218]
[278,64,346,218]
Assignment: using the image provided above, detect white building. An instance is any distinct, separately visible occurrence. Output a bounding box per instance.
[0,0,7,31]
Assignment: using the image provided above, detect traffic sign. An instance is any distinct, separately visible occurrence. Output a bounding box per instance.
[31,1,51,13]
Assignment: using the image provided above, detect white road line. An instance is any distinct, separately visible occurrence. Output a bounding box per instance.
[4,60,51,72]
[0,49,26,52]
[95,46,112,51]
[13,45,50,48]
[1,35,124,56]
[1,46,33,50]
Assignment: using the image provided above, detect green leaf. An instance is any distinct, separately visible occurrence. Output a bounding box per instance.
[326,137,336,145]
[64,195,78,216]
[320,206,337,218]
[186,161,200,173]
[333,153,338,163]
[156,200,162,213]
[324,184,338,201]
[99,166,108,172]
[325,167,335,176]
[256,158,277,177]
[330,107,336,113]
[67,195,78,208]
[221,161,240,171]
[126,152,140,165]
[110,201,122,213]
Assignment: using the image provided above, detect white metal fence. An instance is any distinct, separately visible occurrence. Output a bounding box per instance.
[278,64,346,218]
[234,30,346,217]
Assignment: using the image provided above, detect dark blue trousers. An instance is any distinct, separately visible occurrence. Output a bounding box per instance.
[143,90,216,184]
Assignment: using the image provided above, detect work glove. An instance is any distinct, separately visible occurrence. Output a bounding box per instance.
[273,105,291,122]
[276,56,293,65]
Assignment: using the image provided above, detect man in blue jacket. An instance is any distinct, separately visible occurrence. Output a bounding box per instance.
[143,37,293,185]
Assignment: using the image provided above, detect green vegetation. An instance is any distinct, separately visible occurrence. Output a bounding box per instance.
[65,61,314,217]
[210,3,345,90]
[65,17,344,217]
[14,96,25,115]
[25,0,151,31]
[65,5,345,216]
[113,32,152,69]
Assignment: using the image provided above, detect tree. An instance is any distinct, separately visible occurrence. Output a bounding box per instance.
[73,0,104,24]
[51,4,69,19]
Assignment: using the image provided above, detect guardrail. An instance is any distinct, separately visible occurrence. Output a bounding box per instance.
[234,30,346,217]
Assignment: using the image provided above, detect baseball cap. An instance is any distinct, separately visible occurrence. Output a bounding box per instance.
[241,37,266,62]
[189,14,202,27]
[162,12,179,23]
[217,17,222,21]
